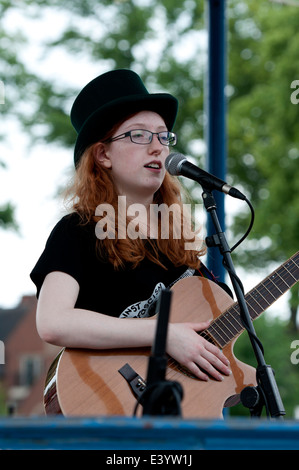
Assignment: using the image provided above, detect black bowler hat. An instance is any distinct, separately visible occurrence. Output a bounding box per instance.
[70,69,178,167]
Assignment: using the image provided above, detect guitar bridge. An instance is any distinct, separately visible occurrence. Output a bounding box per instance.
[118,363,146,399]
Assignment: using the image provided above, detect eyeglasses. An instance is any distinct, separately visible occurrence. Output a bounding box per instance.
[105,129,177,146]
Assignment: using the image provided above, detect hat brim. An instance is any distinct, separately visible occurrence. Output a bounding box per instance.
[74,93,178,167]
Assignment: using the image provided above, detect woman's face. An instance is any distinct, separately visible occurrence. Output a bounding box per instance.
[98,111,170,204]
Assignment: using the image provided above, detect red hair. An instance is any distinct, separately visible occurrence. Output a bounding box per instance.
[65,121,206,270]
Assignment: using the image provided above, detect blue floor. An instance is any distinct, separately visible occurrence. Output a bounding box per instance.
[1,416,299,450]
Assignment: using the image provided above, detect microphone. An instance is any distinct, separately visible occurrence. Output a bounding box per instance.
[165,152,246,201]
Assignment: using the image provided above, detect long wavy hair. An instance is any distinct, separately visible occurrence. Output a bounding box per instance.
[65,116,206,270]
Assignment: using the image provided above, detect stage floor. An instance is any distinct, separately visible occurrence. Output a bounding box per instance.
[1,416,299,450]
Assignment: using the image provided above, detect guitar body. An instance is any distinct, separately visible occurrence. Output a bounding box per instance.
[44,277,257,419]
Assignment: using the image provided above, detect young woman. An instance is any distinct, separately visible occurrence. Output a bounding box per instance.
[30,69,231,383]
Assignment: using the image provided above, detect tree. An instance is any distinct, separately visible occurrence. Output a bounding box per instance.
[1,0,207,224]
[227,0,299,330]
[1,0,298,414]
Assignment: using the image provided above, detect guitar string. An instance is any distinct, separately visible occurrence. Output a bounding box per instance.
[165,255,299,377]
[204,257,298,344]
[207,257,299,347]
[256,271,290,308]
[242,258,298,320]
[261,259,299,305]
[284,263,298,282]
[192,255,298,347]
[241,260,298,324]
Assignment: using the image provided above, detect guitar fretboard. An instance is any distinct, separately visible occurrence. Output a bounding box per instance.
[202,252,299,348]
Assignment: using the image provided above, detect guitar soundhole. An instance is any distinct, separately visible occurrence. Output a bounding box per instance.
[177,364,198,380]
[170,360,220,382]
[169,360,204,381]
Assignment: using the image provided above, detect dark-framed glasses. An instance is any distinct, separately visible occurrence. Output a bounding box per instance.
[106,129,177,146]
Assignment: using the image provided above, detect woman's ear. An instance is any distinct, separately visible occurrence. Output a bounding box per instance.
[93,143,112,169]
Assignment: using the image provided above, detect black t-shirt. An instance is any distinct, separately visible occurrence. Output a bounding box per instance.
[30,212,199,318]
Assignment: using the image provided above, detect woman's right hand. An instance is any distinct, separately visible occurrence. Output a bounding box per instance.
[166,321,231,381]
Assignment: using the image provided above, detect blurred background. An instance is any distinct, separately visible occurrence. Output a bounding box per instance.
[0,0,298,418]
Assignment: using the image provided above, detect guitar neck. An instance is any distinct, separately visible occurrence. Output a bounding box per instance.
[204,252,299,348]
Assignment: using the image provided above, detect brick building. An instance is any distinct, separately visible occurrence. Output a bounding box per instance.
[0,295,59,416]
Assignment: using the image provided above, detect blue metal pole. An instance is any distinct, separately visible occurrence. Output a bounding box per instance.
[206,0,227,283]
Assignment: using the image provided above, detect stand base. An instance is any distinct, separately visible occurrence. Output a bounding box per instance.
[141,380,183,417]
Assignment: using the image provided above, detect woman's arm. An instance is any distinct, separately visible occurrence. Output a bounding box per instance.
[36,271,231,381]
[36,271,158,349]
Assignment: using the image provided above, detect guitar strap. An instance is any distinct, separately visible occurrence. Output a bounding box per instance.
[196,262,219,284]
[197,262,234,299]
[165,263,219,291]
[118,363,146,399]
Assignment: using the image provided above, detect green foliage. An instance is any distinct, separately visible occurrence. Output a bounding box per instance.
[0,382,7,416]
[228,0,299,260]
[1,0,299,413]
[0,202,18,230]
[227,0,299,331]
[1,0,206,154]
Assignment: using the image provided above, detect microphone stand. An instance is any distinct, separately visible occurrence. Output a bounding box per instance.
[202,188,285,419]
[141,289,183,417]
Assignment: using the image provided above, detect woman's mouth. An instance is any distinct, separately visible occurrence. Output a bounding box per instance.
[144,161,162,171]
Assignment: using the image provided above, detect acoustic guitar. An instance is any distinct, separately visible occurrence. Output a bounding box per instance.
[44,252,299,419]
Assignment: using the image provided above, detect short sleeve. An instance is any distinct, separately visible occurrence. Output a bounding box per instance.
[30,213,88,297]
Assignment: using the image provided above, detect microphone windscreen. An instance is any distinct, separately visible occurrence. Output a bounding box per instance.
[165,153,186,175]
